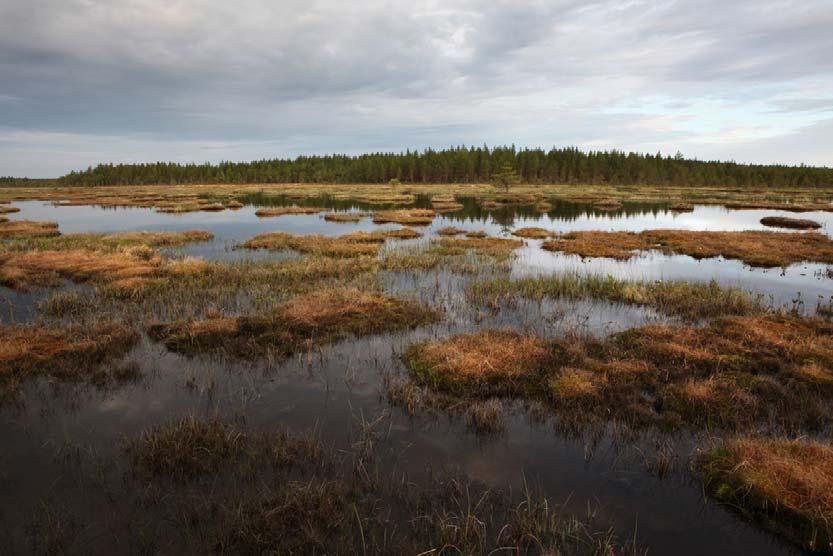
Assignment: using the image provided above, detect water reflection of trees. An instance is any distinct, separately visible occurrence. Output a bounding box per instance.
[234,193,674,225]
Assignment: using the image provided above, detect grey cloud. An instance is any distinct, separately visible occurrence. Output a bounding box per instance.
[0,0,831,176]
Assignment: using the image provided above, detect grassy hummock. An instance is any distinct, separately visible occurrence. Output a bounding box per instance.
[148,288,440,357]
[542,229,833,267]
[700,438,833,553]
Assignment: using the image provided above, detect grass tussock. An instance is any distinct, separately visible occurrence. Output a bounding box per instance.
[243,229,418,257]
[0,322,138,385]
[405,330,556,396]
[372,208,435,225]
[436,226,465,236]
[128,415,323,481]
[405,314,833,431]
[0,248,162,289]
[431,194,464,212]
[512,227,552,239]
[700,437,833,552]
[468,274,766,321]
[255,206,322,217]
[0,220,60,239]
[543,229,833,267]
[323,212,367,222]
[760,216,821,230]
[0,205,20,214]
[148,288,439,357]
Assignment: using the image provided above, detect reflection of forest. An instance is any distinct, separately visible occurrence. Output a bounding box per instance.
[235,192,672,226]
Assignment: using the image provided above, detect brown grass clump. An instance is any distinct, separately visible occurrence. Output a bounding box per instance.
[725,201,833,212]
[512,227,551,239]
[760,216,821,230]
[542,229,833,267]
[700,438,833,552]
[255,206,321,217]
[0,205,20,214]
[372,208,435,225]
[431,194,464,212]
[242,232,380,257]
[225,200,244,209]
[465,230,487,238]
[0,219,60,238]
[405,330,556,396]
[0,322,138,384]
[97,230,213,246]
[0,248,162,289]
[148,288,439,357]
[323,212,366,222]
[406,314,833,431]
[436,237,523,259]
[436,226,465,236]
[669,202,694,212]
[243,228,419,257]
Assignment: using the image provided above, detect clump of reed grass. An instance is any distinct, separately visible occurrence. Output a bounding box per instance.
[372,208,435,225]
[405,330,556,396]
[404,314,833,431]
[512,227,551,239]
[323,212,366,222]
[436,226,465,236]
[147,288,440,357]
[0,205,20,214]
[242,229,419,258]
[128,415,324,481]
[255,206,321,217]
[760,216,821,230]
[0,322,138,384]
[431,194,464,212]
[468,274,767,321]
[542,229,833,267]
[0,220,60,239]
[699,437,833,552]
[669,202,693,212]
[465,230,487,238]
[466,399,505,434]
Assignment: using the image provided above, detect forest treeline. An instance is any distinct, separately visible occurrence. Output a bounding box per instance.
[55,146,833,188]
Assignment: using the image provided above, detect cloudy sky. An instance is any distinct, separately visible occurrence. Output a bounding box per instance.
[1,0,832,177]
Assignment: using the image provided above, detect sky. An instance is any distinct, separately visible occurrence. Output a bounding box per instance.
[1,0,832,177]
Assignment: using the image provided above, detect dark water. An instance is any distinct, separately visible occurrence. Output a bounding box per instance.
[1,196,824,554]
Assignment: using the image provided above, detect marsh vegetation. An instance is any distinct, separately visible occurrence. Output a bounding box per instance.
[1,182,833,554]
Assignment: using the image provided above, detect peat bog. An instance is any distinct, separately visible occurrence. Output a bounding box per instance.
[2,184,833,554]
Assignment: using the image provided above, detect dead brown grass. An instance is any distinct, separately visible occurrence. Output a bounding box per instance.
[0,206,20,214]
[148,288,439,357]
[0,322,138,383]
[436,226,465,236]
[372,208,435,225]
[701,437,833,552]
[431,195,464,212]
[405,330,556,396]
[0,220,60,238]
[542,229,833,267]
[669,203,694,212]
[0,248,163,289]
[243,228,419,257]
[760,216,821,230]
[323,212,366,222]
[255,206,322,217]
[406,314,833,430]
[512,227,551,239]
